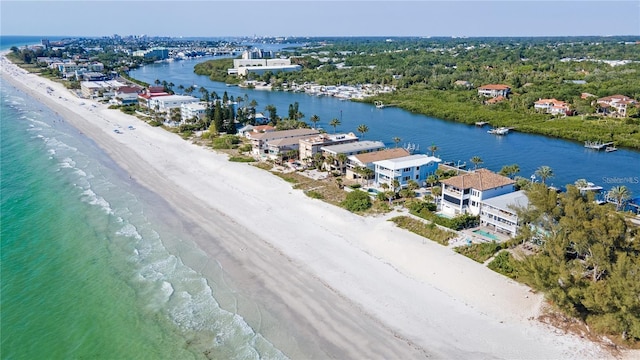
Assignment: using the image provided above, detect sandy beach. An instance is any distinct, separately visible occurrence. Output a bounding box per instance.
[0,54,627,359]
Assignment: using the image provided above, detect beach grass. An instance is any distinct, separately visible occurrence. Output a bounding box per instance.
[389,216,456,245]
[487,251,520,279]
[454,242,504,263]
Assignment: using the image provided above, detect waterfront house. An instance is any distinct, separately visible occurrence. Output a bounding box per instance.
[534,98,570,115]
[373,154,441,189]
[346,148,410,180]
[80,80,126,99]
[440,169,516,217]
[248,128,319,157]
[253,112,271,125]
[320,140,386,173]
[112,85,143,105]
[180,102,208,123]
[267,137,304,161]
[150,94,200,113]
[478,84,511,98]
[299,133,359,164]
[138,86,170,108]
[479,190,529,237]
[596,94,636,117]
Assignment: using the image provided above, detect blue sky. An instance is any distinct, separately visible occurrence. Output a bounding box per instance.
[1,1,639,38]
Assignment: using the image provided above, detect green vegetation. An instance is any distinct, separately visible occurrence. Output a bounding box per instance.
[305,190,324,199]
[389,216,456,245]
[511,183,640,344]
[454,242,504,263]
[273,173,299,184]
[193,58,239,84]
[341,190,372,212]
[228,156,255,163]
[487,251,520,279]
[407,200,479,230]
[211,135,240,149]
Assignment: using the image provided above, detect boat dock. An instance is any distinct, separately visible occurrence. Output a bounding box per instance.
[584,141,614,150]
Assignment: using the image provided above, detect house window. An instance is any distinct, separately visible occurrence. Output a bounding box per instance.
[404,168,410,172]
[416,166,420,170]
[415,175,419,180]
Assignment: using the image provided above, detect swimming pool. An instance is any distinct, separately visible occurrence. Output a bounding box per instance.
[473,229,500,241]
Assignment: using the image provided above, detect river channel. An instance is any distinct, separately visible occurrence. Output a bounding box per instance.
[129,55,639,197]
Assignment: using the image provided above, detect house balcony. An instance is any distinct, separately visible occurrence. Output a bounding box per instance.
[481,207,518,224]
[377,168,401,179]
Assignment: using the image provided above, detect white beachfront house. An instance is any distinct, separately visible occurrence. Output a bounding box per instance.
[479,190,529,237]
[440,169,516,217]
[298,133,359,164]
[180,102,208,123]
[373,154,441,188]
[80,80,126,99]
[149,94,200,112]
[320,140,386,173]
[247,128,319,157]
[346,148,410,181]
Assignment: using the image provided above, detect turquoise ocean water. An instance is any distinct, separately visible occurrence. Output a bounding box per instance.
[1,37,286,359]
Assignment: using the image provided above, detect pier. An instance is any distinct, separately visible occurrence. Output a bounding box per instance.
[584,141,614,150]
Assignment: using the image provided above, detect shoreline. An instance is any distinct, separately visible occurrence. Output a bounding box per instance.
[1,54,626,359]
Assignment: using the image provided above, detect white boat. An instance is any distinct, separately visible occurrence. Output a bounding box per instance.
[605,146,617,152]
[488,127,510,135]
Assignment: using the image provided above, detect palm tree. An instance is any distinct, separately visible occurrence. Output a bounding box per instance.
[429,144,438,157]
[362,168,374,186]
[391,179,400,193]
[392,137,402,148]
[336,153,347,174]
[329,118,341,133]
[426,174,438,188]
[535,165,554,184]
[407,180,419,191]
[313,152,324,170]
[310,114,320,129]
[470,156,483,170]
[431,185,442,201]
[357,124,369,138]
[607,185,631,211]
[499,164,520,179]
[324,154,335,171]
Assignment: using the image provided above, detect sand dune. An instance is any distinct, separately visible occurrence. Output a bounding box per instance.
[1,54,622,359]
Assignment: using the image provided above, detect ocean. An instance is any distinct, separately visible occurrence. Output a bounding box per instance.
[1,37,287,359]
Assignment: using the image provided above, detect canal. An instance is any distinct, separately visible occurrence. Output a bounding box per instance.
[130,56,640,197]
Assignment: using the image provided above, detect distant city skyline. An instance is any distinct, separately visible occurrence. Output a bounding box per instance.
[1,1,639,38]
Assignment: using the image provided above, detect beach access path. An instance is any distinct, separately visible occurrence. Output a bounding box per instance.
[1,54,627,359]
